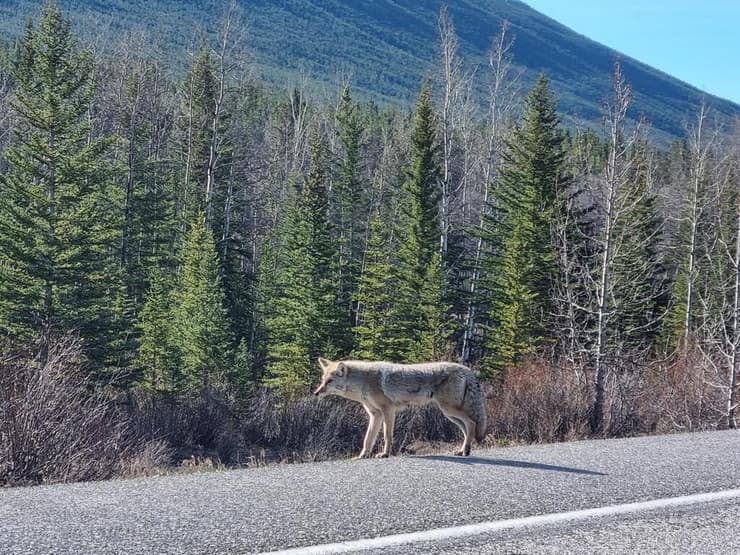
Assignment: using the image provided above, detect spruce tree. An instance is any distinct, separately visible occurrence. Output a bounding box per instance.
[394,84,445,361]
[263,131,347,396]
[0,1,120,368]
[179,44,219,227]
[609,142,666,350]
[661,108,716,353]
[108,45,179,312]
[479,74,567,374]
[174,215,233,392]
[354,213,397,360]
[336,84,364,328]
[304,130,348,354]
[137,269,179,393]
[411,251,450,361]
[261,184,315,397]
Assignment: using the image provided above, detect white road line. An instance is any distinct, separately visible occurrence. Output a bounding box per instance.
[262,488,740,554]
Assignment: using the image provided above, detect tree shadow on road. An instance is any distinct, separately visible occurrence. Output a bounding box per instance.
[416,455,607,476]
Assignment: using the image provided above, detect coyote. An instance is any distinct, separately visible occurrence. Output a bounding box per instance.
[313,358,487,459]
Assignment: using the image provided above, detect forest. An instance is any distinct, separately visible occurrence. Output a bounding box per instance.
[0,2,738,485]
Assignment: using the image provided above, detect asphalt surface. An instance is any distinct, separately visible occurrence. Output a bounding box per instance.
[1,430,740,554]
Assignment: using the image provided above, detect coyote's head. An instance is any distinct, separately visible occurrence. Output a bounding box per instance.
[313,357,347,397]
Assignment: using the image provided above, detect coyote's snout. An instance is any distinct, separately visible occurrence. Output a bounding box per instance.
[314,358,487,458]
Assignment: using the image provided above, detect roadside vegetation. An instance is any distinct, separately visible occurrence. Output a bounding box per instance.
[0,2,737,486]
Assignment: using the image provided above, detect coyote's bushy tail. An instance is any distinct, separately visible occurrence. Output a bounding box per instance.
[464,372,488,443]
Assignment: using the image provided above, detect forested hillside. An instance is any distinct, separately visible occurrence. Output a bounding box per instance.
[1,2,738,485]
[1,0,738,142]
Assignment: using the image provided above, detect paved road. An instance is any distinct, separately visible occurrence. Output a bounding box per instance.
[1,430,740,554]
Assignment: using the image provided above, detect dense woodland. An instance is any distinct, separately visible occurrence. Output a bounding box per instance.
[1,2,739,484]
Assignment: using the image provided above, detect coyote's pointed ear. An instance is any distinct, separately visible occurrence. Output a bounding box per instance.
[318,357,331,370]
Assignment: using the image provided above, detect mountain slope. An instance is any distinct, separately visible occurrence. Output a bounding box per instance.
[2,0,738,140]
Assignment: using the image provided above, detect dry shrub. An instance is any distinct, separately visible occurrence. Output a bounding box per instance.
[393,404,461,452]
[486,348,728,445]
[638,345,726,433]
[0,337,158,486]
[597,358,652,436]
[118,439,173,478]
[488,358,591,443]
[237,391,462,461]
[241,391,365,460]
[129,389,241,464]
[5,335,728,486]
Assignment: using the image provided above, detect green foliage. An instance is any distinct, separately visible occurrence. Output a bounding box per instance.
[400,85,441,277]
[232,337,255,395]
[394,85,447,361]
[179,45,214,223]
[353,213,397,360]
[263,133,347,396]
[0,0,727,409]
[411,252,452,362]
[335,84,365,332]
[174,215,233,392]
[109,47,180,310]
[609,143,666,350]
[304,130,348,354]
[660,140,713,353]
[480,75,567,374]
[137,269,178,392]
[0,1,122,369]
[261,188,315,397]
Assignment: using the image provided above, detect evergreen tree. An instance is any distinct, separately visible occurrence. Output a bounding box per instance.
[411,251,450,361]
[179,44,217,226]
[354,213,397,359]
[335,84,365,328]
[107,43,179,312]
[174,215,233,392]
[261,184,315,397]
[304,130,348,354]
[661,108,716,353]
[137,269,179,393]
[394,84,445,361]
[479,74,567,374]
[400,85,442,277]
[609,142,666,350]
[233,336,255,395]
[0,1,121,369]
[263,132,346,396]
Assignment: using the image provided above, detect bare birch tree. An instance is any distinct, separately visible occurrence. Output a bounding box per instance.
[461,21,519,362]
[437,7,474,261]
[588,62,665,433]
[662,102,721,348]
[700,130,739,428]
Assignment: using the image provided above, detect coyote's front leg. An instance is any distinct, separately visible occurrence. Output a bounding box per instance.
[354,406,382,459]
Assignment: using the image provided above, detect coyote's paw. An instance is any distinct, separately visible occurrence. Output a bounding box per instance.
[352,452,368,460]
[375,452,389,459]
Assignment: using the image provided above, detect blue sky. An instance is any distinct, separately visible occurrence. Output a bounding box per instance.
[524,0,740,104]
